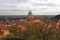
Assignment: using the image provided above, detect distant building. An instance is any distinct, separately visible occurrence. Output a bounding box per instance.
[27,11,34,20]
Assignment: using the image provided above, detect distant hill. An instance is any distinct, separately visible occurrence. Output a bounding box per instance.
[53,14,60,19]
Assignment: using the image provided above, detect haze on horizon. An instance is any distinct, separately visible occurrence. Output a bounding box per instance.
[0,0,60,15]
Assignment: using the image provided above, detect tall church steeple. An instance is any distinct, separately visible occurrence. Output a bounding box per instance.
[27,11,34,20]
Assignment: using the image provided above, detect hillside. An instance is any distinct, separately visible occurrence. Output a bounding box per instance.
[53,14,60,19]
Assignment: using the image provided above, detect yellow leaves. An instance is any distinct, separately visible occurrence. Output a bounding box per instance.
[3,30,10,37]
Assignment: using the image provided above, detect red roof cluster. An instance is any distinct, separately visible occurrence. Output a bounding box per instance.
[19,18,41,24]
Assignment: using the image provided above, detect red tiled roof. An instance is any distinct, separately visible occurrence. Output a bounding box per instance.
[32,18,40,20]
[19,20,29,24]
[19,18,41,23]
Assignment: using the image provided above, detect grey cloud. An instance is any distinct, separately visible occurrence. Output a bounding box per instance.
[32,3,60,7]
[0,0,28,4]
[0,0,28,10]
[32,3,54,6]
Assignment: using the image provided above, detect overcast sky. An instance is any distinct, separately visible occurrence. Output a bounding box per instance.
[0,0,60,15]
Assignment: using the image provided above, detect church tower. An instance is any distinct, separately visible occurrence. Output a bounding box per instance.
[27,11,34,20]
